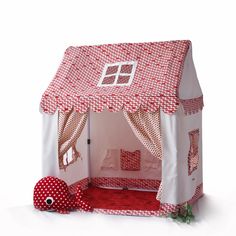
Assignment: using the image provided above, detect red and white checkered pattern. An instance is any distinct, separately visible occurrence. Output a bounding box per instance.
[180,96,204,115]
[40,40,190,114]
[90,208,162,217]
[91,177,161,190]
[124,110,162,160]
[120,149,141,171]
[58,111,88,169]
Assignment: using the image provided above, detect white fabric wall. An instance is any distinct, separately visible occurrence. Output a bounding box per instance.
[179,44,202,99]
[89,109,162,180]
[41,110,59,177]
[160,106,203,205]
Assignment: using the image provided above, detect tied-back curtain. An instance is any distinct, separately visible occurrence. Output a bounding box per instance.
[58,110,88,170]
[123,109,163,201]
[123,110,162,160]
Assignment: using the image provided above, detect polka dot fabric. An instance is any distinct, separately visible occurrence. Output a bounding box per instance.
[58,110,88,170]
[33,176,93,213]
[90,177,161,190]
[123,110,162,160]
[40,40,190,114]
[120,149,141,171]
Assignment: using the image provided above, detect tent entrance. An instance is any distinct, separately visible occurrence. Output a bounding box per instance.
[59,109,163,214]
[89,109,162,191]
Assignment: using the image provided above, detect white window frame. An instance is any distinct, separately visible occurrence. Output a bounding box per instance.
[97,61,137,87]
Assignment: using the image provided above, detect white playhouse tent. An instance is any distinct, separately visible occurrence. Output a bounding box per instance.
[40,40,204,216]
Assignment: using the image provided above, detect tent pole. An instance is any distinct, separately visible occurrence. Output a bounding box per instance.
[87,110,92,184]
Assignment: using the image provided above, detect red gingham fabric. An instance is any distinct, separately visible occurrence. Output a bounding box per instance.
[68,177,161,192]
[120,149,141,171]
[91,177,161,190]
[124,110,162,160]
[58,111,88,169]
[40,40,190,114]
[180,96,204,115]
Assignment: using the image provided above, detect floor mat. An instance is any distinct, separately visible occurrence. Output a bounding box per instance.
[83,187,160,211]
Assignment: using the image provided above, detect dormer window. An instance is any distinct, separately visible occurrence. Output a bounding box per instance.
[97,61,137,87]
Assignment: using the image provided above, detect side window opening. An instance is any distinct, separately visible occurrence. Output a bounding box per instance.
[188,129,200,175]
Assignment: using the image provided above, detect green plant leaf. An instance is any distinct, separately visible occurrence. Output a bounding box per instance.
[168,203,195,224]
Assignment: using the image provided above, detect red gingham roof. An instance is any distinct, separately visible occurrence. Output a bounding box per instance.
[40,40,190,114]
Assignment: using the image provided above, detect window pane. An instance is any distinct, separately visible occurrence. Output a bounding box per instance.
[117,75,130,84]
[102,75,116,84]
[106,65,119,75]
[120,64,133,74]
[98,61,137,87]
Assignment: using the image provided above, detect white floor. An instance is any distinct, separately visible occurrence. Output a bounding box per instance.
[1,193,234,236]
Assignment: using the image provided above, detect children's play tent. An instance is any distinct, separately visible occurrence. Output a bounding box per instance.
[40,40,204,216]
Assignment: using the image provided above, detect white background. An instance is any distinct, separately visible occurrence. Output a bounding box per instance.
[0,0,235,235]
